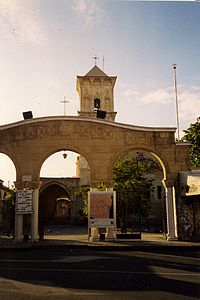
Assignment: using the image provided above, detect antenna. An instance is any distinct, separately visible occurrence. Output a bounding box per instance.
[103,55,105,71]
[173,63,180,141]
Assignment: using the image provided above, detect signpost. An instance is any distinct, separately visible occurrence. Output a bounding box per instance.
[16,190,33,214]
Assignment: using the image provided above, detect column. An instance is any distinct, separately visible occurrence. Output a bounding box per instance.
[31,187,39,242]
[14,214,23,242]
[14,181,24,242]
[165,183,178,241]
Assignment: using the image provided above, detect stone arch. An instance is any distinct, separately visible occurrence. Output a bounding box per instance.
[39,180,70,194]
[109,146,174,184]
[33,146,93,182]
[111,147,168,233]
[39,181,70,226]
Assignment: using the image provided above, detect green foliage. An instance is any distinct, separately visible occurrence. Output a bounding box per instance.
[76,182,107,217]
[182,117,200,167]
[1,191,15,229]
[76,185,90,217]
[113,153,158,232]
[96,182,107,191]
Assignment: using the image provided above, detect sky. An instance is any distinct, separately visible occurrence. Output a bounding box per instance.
[0,0,199,187]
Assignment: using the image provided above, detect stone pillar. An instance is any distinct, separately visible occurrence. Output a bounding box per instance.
[14,214,23,242]
[164,181,178,241]
[14,181,25,242]
[31,188,39,242]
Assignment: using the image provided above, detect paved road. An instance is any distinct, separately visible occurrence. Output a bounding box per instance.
[0,249,199,300]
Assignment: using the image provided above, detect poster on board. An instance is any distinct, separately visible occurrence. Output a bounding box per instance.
[16,190,33,214]
[88,191,116,228]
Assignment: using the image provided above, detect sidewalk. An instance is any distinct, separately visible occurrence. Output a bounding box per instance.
[0,225,199,251]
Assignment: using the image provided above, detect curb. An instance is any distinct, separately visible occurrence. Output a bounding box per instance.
[0,241,199,252]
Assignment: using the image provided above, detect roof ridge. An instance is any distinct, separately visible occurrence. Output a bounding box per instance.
[84,65,108,77]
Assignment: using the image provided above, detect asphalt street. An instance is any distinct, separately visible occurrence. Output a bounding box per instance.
[0,248,199,300]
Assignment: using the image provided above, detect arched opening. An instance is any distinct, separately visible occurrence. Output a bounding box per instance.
[38,150,90,240]
[0,153,16,188]
[112,149,167,238]
[0,153,16,238]
[39,184,70,226]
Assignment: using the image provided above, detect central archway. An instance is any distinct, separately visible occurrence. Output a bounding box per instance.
[38,149,91,240]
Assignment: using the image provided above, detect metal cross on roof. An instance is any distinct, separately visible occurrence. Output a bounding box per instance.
[93,55,99,66]
[60,96,70,116]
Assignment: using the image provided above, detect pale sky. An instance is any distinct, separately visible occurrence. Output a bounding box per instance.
[0,0,199,186]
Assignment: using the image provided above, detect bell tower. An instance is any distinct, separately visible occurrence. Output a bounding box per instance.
[76,65,117,121]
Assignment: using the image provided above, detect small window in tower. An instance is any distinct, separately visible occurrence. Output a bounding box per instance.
[94,98,100,109]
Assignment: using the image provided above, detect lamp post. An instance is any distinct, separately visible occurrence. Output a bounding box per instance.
[173,63,180,141]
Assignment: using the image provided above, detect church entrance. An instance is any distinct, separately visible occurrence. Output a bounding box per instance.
[39,184,70,226]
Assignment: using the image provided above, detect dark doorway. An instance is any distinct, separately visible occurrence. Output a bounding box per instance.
[39,184,70,226]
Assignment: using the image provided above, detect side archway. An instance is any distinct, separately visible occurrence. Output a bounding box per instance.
[110,147,169,183]
[111,148,179,240]
[112,149,167,233]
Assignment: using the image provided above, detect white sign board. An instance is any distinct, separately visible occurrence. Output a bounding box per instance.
[88,191,116,228]
[16,190,33,214]
[180,172,200,196]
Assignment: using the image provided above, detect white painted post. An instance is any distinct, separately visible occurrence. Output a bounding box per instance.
[14,214,23,242]
[165,185,178,240]
[31,188,39,242]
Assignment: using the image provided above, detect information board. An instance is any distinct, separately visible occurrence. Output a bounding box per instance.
[88,191,116,228]
[16,190,33,214]
[180,172,200,196]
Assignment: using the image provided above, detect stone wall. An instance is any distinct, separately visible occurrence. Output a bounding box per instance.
[177,195,200,241]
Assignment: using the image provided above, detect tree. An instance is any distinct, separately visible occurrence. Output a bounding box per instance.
[76,183,107,217]
[76,185,90,217]
[1,190,15,236]
[182,117,200,167]
[113,153,158,233]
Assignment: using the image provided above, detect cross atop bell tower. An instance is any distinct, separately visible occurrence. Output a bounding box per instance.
[76,64,117,121]
[93,55,98,66]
